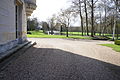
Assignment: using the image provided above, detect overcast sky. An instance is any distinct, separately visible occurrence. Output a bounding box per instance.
[30,0,70,21]
[30,0,80,26]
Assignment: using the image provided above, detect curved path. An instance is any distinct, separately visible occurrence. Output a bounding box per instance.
[0,38,120,80]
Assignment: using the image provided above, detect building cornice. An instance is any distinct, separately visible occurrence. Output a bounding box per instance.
[24,0,37,17]
[16,0,23,6]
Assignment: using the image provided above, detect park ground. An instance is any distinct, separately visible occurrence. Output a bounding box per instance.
[27,30,120,52]
[27,30,93,39]
[0,38,120,80]
[27,30,120,40]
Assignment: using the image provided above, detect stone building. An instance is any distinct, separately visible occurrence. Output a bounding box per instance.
[0,0,36,53]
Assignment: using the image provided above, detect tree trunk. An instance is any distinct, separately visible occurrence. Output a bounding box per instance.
[112,1,118,40]
[99,12,102,36]
[91,0,94,37]
[112,19,116,40]
[66,26,68,37]
[116,21,119,40]
[60,25,63,35]
[111,16,114,34]
[79,0,84,36]
[84,0,89,36]
[103,5,107,36]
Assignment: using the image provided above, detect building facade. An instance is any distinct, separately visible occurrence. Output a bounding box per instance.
[0,0,36,53]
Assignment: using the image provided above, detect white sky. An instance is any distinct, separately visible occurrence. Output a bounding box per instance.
[30,0,70,21]
[30,0,80,26]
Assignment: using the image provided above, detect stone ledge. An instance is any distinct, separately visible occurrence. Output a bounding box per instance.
[0,41,33,62]
[0,40,18,53]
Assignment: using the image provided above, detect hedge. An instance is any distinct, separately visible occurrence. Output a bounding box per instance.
[115,40,120,45]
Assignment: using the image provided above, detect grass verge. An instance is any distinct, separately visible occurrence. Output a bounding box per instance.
[27,30,92,39]
[100,44,120,52]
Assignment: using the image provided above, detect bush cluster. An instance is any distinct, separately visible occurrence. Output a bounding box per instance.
[92,36,110,40]
[115,40,120,45]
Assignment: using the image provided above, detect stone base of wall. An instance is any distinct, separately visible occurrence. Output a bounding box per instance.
[0,37,28,54]
[0,40,18,54]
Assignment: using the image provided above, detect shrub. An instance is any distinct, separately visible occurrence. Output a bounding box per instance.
[115,40,120,45]
[27,32,32,34]
[92,36,110,40]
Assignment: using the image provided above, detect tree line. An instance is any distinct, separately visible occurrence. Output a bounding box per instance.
[46,0,120,40]
[28,0,120,40]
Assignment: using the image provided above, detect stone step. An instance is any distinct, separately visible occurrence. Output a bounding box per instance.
[0,41,36,63]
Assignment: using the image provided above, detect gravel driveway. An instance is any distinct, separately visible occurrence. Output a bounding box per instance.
[0,38,120,80]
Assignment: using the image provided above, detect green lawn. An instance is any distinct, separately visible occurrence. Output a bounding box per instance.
[100,44,120,52]
[27,30,120,40]
[62,32,120,39]
[61,32,92,36]
[27,30,92,39]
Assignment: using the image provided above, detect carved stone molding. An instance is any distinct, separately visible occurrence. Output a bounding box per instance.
[25,0,37,16]
[16,0,23,6]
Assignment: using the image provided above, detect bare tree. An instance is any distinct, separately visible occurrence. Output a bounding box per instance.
[72,0,84,36]
[87,0,98,37]
[112,0,119,40]
[79,0,84,36]
[57,8,75,37]
[47,14,57,35]
[42,21,49,33]
[67,0,120,39]
[84,0,89,36]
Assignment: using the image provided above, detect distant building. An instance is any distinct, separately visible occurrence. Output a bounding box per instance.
[0,0,37,53]
[42,22,49,33]
[68,27,80,32]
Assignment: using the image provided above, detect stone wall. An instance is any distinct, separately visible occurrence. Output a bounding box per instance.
[0,0,16,44]
[0,0,28,53]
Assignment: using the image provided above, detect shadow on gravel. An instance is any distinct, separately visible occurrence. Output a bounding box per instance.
[0,46,120,80]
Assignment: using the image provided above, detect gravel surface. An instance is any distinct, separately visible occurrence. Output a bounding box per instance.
[0,38,120,80]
